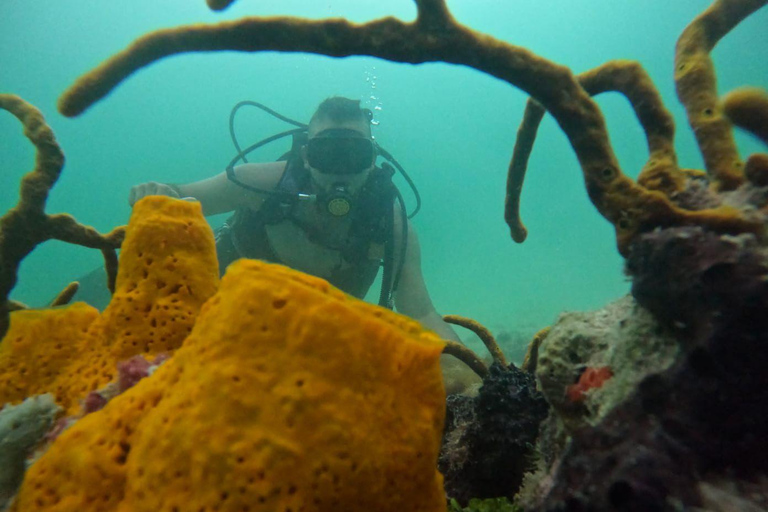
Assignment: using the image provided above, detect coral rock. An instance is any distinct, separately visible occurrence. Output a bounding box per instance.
[535,295,679,428]
[522,228,768,510]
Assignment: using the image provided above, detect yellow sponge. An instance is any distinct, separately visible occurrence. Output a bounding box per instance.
[14,259,447,511]
[0,196,219,414]
[0,303,99,406]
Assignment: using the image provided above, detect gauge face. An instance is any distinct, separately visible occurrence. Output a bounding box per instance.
[327,197,351,217]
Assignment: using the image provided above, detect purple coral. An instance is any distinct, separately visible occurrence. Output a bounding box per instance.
[627,226,768,335]
[117,355,152,392]
[82,392,108,414]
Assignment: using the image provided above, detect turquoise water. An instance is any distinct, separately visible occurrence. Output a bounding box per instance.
[2,1,767,359]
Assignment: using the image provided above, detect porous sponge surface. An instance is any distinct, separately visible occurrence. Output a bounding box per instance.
[0,196,219,414]
[95,196,219,362]
[0,303,98,408]
[14,259,447,512]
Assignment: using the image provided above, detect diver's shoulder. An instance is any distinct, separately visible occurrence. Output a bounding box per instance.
[230,161,288,212]
[233,160,288,191]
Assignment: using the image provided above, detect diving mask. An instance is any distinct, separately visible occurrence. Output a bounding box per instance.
[306,128,376,175]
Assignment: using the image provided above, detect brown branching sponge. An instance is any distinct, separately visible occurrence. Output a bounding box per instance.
[521,326,550,374]
[48,282,79,307]
[507,61,686,245]
[442,341,488,379]
[722,87,768,145]
[0,94,125,339]
[507,0,767,253]
[674,0,765,191]
[443,314,508,368]
[206,0,236,11]
[505,98,545,243]
[51,2,669,230]
[57,0,767,257]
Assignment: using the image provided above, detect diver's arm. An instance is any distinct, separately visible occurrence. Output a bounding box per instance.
[128,162,285,216]
[393,221,481,394]
[393,222,461,342]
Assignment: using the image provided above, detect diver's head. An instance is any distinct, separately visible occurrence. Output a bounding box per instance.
[302,97,376,195]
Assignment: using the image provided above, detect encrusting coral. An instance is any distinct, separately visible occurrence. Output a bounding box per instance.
[0,95,124,339]
[0,196,219,414]
[11,255,448,512]
[0,394,61,510]
[564,366,613,403]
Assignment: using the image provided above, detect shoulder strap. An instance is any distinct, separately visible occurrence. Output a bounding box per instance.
[259,135,311,224]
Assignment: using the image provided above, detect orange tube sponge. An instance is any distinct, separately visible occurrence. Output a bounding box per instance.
[86,196,219,361]
[13,259,447,512]
[0,196,219,414]
[54,196,220,413]
[0,303,99,406]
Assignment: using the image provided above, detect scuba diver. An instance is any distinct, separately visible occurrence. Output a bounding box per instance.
[129,97,479,393]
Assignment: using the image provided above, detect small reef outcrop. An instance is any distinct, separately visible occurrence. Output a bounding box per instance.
[441,363,548,505]
[517,227,768,510]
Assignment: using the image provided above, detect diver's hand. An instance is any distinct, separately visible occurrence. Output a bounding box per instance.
[128,182,181,206]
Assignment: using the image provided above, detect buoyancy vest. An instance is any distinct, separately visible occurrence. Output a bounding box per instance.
[215,150,398,303]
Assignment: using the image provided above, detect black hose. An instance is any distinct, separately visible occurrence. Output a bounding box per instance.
[392,188,408,293]
[229,100,306,164]
[377,145,421,219]
[379,203,395,309]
